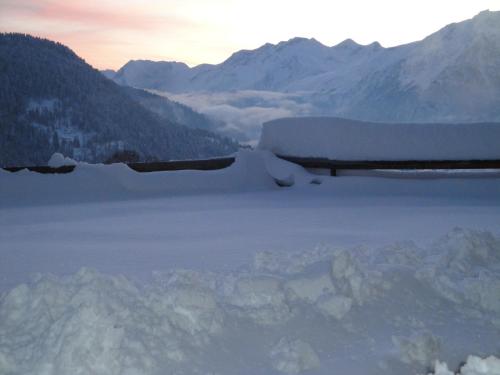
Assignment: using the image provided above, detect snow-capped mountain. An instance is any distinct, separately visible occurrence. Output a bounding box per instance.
[112,37,383,93]
[110,10,500,123]
[113,60,193,92]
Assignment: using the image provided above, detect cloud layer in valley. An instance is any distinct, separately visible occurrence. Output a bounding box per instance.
[156,90,314,144]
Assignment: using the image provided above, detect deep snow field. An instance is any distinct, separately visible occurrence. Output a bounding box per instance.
[1,151,500,375]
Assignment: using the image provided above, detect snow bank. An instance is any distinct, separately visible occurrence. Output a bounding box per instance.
[1,151,321,207]
[1,228,499,374]
[47,152,77,167]
[259,117,500,160]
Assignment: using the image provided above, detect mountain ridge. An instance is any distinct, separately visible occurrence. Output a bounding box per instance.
[108,10,500,124]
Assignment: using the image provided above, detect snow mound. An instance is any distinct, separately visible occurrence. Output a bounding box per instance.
[1,151,319,207]
[263,150,323,186]
[428,355,500,375]
[259,117,500,160]
[1,229,499,374]
[47,152,77,167]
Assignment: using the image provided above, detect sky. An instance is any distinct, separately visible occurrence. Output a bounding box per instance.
[1,0,500,70]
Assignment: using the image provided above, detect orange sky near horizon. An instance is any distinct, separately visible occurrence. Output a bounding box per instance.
[1,0,500,70]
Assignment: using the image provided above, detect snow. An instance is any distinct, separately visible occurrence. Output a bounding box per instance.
[459,356,500,375]
[393,331,441,367]
[2,151,330,208]
[1,150,500,374]
[429,356,500,375]
[26,98,60,113]
[47,152,77,168]
[270,338,320,374]
[2,151,275,207]
[259,117,500,160]
[1,229,500,374]
[401,10,500,92]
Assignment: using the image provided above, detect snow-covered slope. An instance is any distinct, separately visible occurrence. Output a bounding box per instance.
[109,10,500,124]
[331,9,500,123]
[113,60,193,92]
[111,37,387,93]
[259,117,500,160]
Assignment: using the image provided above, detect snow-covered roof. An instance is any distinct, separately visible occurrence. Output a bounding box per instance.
[259,117,500,160]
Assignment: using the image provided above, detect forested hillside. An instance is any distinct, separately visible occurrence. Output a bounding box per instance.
[123,87,224,133]
[0,33,238,166]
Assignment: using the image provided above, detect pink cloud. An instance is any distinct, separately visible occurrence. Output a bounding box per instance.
[1,0,193,31]
[0,0,202,69]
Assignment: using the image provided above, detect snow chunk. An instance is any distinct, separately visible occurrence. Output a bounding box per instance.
[393,331,441,367]
[284,273,353,319]
[47,152,77,167]
[285,274,336,303]
[428,355,500,375]
[227,276,292,325]
[429,361,455,375]
[417,228,500,314]
[331,249,385,305]
[254,245,333,275]
[259,117,500,160]
[461,356,500,375]
[316,294,353,320]
[270,338,320,374]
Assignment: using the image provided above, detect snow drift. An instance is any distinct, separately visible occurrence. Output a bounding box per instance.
[1,228,499,375]
[47,153,77,168]
[0,151,321,207]
[259,117,500,160]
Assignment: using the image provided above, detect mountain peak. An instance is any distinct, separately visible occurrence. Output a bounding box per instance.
[287,36,316,43]
[276,37,325,48]
[334,38,362,49]
[124,59,189,68]
[470,9,500,30]
[473,9,497,19]
[368,41,383,49]
[430,8,500,42]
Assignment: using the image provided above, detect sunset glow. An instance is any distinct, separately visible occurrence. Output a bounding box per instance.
[1,0,500,69]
